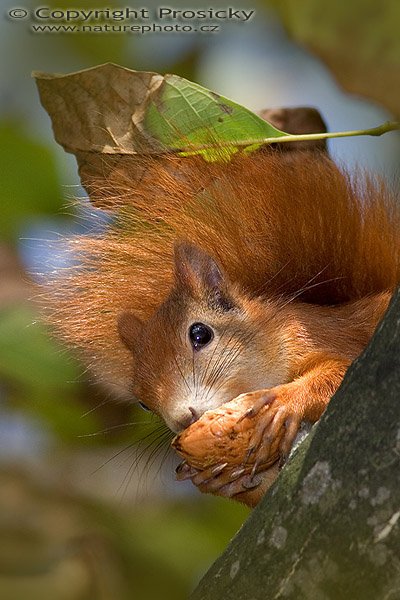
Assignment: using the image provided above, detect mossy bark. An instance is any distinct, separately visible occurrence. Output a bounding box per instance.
[191,288,400,600]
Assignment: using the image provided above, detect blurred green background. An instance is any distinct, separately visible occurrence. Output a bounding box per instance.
[0,0,399,598]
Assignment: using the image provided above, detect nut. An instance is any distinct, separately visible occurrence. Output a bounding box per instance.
[172,396,284,473]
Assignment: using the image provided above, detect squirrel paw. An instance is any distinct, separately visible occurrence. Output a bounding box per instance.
[235,385,304,468]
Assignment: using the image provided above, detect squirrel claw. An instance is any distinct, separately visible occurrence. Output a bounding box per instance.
[241,473,263,490]
[175,461,199,481]
[280,416,302,456]
[237,407,255,423]
[253,409,299,466]
[211,462,229,476]
[190,462,228,487]
[229,467,246,480]
[278,454,288,469]
[175,460,188,473]
[241,445,256,466]
[236,390,277,424]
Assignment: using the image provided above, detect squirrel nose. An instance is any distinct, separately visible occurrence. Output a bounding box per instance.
[177,406,199,431]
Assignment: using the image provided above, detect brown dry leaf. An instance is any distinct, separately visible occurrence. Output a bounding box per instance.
[34,64,164,155]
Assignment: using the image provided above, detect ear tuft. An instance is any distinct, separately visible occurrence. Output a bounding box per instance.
[174,242,221,289]
[174,241,234,310]
[117,312,143,353]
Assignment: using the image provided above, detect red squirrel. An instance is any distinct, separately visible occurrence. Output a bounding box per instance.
[45,110,400,506]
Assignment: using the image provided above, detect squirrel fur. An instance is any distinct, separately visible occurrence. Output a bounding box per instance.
[45,143,400,503]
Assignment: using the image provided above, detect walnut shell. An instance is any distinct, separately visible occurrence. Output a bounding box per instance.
[171,396,284,473]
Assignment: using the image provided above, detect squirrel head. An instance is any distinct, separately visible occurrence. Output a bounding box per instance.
[118,242,292,432]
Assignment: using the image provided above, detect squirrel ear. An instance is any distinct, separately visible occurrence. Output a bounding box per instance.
[174,242,235,310]
[117,312,143,353]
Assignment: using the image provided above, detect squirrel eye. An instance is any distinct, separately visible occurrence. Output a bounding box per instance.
[138,402,151,412]
[189,322,214,350]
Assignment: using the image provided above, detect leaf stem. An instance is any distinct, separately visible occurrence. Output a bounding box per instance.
[263,121,400,144]
[179,121,400,152]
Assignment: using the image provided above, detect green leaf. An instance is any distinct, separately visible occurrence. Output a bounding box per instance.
[143,75,289,160]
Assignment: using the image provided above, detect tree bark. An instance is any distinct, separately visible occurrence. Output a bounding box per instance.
[191,288,400,600]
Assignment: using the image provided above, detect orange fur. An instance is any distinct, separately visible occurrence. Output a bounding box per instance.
[42,150,400,396]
